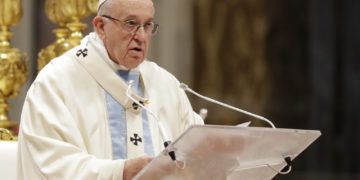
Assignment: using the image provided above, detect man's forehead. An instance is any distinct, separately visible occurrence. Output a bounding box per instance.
[107,0,154,17]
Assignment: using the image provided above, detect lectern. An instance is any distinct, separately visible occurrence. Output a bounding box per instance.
[134,125,321,180]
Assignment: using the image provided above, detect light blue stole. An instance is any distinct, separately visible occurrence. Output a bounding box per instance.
[106,70,154,159]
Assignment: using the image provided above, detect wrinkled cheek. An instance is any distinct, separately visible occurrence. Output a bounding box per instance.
[115,45,127,59]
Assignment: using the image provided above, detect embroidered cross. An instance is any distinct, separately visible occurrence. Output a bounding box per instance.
[76,48,88,57]
[130,133,142,146]
[132,101,144,110]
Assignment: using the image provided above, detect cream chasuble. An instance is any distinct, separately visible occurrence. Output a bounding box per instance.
[17,32,203,180]
[76,33,154,159]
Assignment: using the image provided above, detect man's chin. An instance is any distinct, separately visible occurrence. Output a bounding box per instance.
[125,58,144,69]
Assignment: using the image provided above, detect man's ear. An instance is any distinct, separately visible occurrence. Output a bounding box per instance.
[93,16,105,39]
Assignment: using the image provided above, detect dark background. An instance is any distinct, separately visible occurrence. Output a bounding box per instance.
[192,0,360,179]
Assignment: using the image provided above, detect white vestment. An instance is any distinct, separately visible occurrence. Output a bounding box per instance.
[18,33,203,180]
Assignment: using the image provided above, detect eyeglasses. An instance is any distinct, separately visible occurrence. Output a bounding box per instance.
[101,15,159,35]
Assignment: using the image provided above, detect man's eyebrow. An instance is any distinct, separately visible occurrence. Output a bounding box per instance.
[122,15,154,22]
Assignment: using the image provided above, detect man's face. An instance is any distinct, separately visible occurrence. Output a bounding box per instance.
[94,0,155,69]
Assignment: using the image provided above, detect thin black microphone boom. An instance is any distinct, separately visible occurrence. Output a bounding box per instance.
[179,83,276,128]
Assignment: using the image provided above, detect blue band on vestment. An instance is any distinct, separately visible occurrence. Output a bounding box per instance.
[106,93,127,159]
[106,70,154,159]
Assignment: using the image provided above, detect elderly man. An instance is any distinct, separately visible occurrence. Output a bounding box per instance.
[17,0,202,179]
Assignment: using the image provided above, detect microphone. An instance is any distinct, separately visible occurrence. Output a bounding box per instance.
[179,83,276,128]
[126,81,176,161]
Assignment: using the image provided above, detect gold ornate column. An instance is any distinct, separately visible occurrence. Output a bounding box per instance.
[38,0,97,71]
[0,0,27,130]
[60,0,91,48]
[37,0,71,71]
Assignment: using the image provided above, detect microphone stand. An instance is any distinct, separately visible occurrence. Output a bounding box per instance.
[179,83,276,128]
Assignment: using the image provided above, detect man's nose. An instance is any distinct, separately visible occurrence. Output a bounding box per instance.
[133,27,148,42]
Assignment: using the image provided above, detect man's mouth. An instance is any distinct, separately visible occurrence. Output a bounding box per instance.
[130,47,142,52]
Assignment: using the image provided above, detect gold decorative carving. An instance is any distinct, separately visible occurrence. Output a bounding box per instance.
[60,0,90,48]
[0,128,15,141]
[38,0,71,71]
[38,0,97,71]
[87,0,98,14]
[0,0,27,130]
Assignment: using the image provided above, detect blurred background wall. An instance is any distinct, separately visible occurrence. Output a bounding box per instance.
[6,0,360,179]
